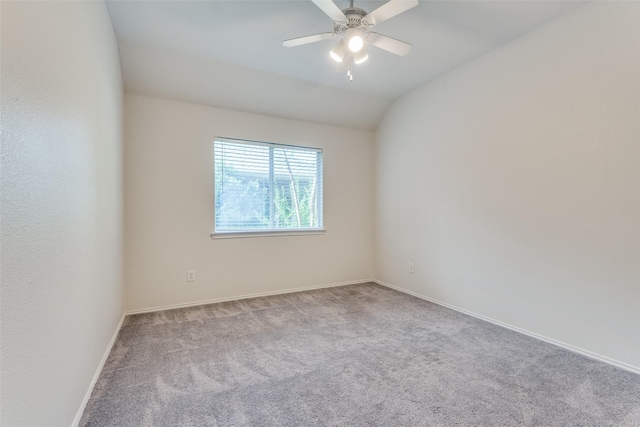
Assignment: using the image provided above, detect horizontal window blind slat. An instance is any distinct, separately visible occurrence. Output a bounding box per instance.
[216,137,322,153]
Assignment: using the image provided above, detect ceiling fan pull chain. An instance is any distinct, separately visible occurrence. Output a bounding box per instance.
[348,58,353,81]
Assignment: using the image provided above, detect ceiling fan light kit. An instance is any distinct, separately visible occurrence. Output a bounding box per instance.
[344,28,365,52]
[353,49,369,64]
[329,40,347,62]
[283,0,418,80]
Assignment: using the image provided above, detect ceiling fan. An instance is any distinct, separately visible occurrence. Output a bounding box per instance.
[283,0,419,80]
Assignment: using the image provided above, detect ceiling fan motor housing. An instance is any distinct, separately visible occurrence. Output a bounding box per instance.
[333,7,373,36]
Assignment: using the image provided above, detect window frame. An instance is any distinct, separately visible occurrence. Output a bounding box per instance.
[212,136,325,239]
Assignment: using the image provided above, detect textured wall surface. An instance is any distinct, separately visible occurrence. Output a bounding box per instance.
[1,2,124,425]
[124,94,374,311]
[375,2,640,370]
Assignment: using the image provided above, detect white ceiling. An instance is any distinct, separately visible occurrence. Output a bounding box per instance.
[106,0,587,130]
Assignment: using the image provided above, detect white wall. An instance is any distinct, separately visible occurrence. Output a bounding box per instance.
[375,2,640,370]
[124,94,374,311]
[1,2,124,425]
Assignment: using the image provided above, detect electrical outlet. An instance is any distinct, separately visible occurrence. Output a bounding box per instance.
[409,263,414,274]
[187,270,195,282]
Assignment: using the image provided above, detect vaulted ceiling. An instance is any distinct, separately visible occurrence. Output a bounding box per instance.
[106,0,587,130]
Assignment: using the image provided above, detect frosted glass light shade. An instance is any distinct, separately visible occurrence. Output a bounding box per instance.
[330,41,347,62]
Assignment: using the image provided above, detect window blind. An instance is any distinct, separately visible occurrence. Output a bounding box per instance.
[214,137,323,233]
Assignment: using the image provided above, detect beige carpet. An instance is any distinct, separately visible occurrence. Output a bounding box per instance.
[81,283,640,426]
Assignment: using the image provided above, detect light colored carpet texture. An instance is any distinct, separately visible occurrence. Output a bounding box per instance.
[81,283,640,426]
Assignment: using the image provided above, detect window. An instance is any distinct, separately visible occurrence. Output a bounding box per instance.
[214,137,323,235]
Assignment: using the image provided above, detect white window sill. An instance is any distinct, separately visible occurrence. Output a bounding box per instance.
[210,229,326,239]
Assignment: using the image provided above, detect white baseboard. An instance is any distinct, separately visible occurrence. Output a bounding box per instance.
[374,279,640,376]
[71,312,126,427]
[126,279,375,315]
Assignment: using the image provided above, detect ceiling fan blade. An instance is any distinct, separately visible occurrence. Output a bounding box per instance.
[283,32,337,48]
[363,0,418,26]
[311,0,347,22]
[367,32,412,56]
